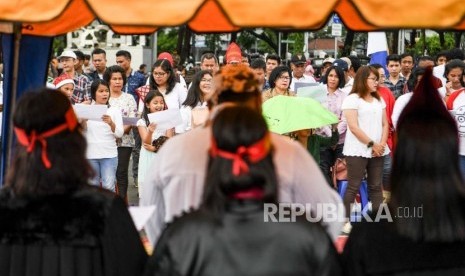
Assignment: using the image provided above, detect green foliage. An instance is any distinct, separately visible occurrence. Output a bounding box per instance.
[237,31,256,52]
[157,28,178,53]
[413,33,455,57]
[52,35,66,57]
[289,33,305,55]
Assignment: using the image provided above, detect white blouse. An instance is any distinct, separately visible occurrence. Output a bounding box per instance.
[342,93,390,158]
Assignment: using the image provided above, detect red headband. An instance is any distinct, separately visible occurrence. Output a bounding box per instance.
[210,133,271,176]
[14,107,78,169]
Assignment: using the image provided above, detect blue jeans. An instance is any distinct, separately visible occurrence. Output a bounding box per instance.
[88,157,118,192]
[382,154,392,191]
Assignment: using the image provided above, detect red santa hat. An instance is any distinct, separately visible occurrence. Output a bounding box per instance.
[225,42,242,64]
[53,74,75,89]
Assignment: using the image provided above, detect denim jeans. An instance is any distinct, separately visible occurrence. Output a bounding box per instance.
[382,154,392,191]
[88,157,118,192]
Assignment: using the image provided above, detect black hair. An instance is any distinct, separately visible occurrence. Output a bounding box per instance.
[392,68,465,242]
[200,53,219,64]
[447,48,465,61]
[6,89,94,196]
[91,48,106,57]
[149,59,176,95]
[268,66,292,89]
[406,67,426,92]
[400,52,415,62]
[322,65,346,89]
[183,70,212,109]
[435,50,448,63]
[202,106,278,215]
[116,50,131,60]
[142,90,167,127]
[348,55,361,73]
[250,58,266,71]
[386,54,401,64]
[103,65,127,87]
[73,50,85,60]
[266,54,281,65]
[90,79,110,105]
[444,59,465,80]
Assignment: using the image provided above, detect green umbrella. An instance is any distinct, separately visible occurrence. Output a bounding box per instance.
[262,95,339,134]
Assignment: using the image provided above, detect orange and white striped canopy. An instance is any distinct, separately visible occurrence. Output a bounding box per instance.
[0,0,464,35]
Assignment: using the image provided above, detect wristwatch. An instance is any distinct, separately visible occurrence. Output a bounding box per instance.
[367,141,374,148]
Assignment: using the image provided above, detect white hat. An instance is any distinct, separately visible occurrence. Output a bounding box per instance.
[322,57,335,65]
[57,50,77,60]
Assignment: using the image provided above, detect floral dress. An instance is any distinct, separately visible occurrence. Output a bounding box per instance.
[109,93,137,148]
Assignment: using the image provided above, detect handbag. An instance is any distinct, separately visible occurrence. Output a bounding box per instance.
[151,136,169,152]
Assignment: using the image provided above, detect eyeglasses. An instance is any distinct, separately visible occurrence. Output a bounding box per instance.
[367,77,379,82]
[153,72,167,77]
[201,78,212,83]
[279,76,291,81]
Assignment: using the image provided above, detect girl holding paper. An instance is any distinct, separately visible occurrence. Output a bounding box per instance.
[180,70,213,132]
[83,79,124,192]
[137,90,174,195]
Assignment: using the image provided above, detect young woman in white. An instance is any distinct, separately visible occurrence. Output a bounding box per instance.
[84,79,123,192]
[180,70,213,132]
[137,90,174,196]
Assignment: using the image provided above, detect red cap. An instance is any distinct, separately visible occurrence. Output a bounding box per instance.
[158,52,174,66]
[225,42,242,64]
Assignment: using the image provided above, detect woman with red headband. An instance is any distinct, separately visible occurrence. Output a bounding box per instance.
[143,106,341,276]
[0,90,147,276]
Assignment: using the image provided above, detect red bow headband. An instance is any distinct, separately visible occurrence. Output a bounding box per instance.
[14,107,78,169]
[210,133,271,176]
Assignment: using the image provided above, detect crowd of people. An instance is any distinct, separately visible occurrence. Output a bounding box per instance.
[0,43,465,275]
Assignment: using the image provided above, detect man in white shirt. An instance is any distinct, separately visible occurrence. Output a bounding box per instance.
[140,65,344,245]
[289,54,316,92]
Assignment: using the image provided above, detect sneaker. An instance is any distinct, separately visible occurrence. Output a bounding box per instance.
[341,222,352,235]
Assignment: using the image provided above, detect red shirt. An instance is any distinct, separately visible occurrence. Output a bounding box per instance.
[378,86,395,152]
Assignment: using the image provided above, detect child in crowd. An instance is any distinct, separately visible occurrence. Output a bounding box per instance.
[53,74,74,100]
[137,90,174,195]
[83,79,123,192]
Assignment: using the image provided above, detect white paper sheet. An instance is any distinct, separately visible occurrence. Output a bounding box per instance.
[122,117,139,126]
[128,205,156,231]
[147,109,183,130]
[73,104,108,121]
[296,85,327,104]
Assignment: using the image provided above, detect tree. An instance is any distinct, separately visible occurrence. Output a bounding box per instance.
[413,33,455,56]
[157,28,178,54]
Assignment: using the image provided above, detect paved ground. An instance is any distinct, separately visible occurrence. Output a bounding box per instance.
[127,158,140,206]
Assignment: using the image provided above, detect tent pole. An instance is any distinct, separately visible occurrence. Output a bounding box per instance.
[4,23,21,174]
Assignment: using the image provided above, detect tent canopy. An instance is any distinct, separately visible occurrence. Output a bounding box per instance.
[0,0,465,35]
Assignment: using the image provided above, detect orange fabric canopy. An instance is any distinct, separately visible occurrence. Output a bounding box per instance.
[0,0,464,35]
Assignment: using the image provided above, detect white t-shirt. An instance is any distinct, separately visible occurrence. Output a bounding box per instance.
[447,91,465,156]
[85,106,124,159]
[342,94,390,158]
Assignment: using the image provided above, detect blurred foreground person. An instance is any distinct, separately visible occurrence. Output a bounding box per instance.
[143,106,341,276]
[141,64,343,245]
[0,90,147,276]
[343,68,465,275]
